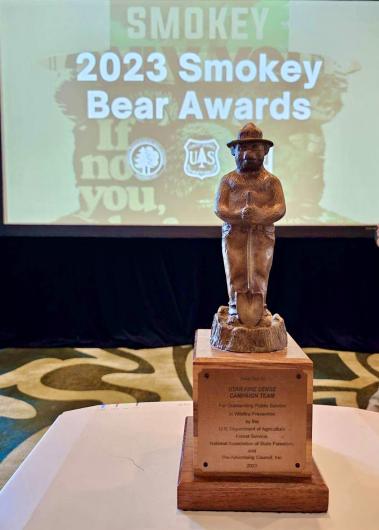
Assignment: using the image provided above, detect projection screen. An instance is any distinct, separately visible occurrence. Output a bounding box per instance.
[0,0,378,231]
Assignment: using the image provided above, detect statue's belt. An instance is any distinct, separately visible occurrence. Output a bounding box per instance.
[250,224,275,233]
[223,223,275,234]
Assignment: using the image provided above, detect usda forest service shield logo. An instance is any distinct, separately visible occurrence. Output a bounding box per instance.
[183,139,220,179]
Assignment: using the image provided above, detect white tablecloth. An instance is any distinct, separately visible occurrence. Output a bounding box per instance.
[0,402,378,529]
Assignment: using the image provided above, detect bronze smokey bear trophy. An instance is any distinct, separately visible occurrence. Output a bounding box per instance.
[177,123,329,514]
[211,122,287,353]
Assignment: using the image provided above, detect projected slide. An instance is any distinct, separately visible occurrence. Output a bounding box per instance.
[1,1,378,226]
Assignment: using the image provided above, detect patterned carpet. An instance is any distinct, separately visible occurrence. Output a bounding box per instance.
[0,344,378,489]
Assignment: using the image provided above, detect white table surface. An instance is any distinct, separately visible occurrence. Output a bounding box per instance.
[0,402,378,530]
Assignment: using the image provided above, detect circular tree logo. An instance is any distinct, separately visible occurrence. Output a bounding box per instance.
[128,138,165,181]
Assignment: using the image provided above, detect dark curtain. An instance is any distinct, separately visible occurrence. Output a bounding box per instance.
[0,236,377,351]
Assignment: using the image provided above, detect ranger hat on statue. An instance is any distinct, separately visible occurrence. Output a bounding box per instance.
[227,122,274,149]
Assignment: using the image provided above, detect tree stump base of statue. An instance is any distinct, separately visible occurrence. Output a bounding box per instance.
[177,329,329,513]
[210,305,287,353]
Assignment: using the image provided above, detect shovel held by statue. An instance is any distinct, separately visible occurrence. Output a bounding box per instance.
[236,191,264,327]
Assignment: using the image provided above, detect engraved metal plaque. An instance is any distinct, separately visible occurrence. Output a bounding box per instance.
[197,367,308,475]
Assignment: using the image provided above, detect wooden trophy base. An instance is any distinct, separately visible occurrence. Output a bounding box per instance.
[193,330,314,478]
[177,417,329,513]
